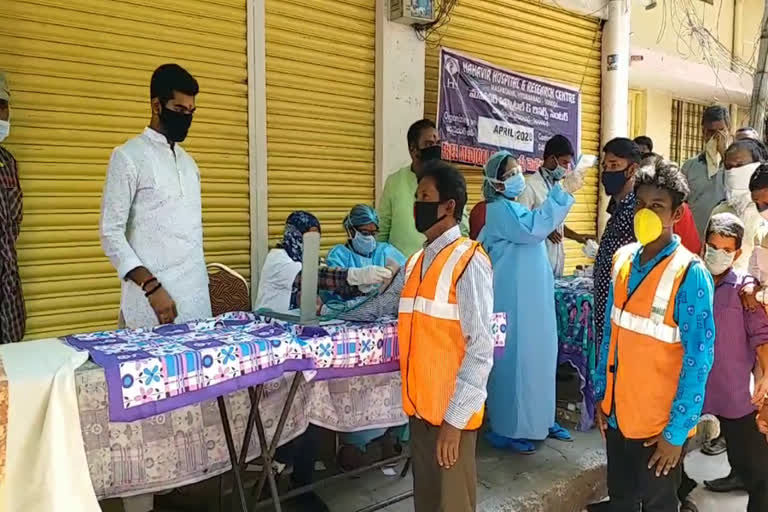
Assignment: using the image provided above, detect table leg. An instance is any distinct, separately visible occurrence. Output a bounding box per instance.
[238,385,263,471]
[251,372,302,506]
[217,396,249,512]
[252,390,283,512]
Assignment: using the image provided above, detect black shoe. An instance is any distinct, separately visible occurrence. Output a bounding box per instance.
[678,476,697,501]
[701,435,727,456]
[586,501,612,511]
[704,471,746,493]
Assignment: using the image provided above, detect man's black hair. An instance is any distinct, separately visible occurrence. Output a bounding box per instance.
[150,64,199,104]
[749,163,768,192]
[706,213,745,249]
[419,160,467,222]
[407,119,437,150]
[634,158,689,209]
[543,135,574,159]
[702,105,730,126]
[603,137,641,164]
[725,138,768,163]
[633,135,653,152]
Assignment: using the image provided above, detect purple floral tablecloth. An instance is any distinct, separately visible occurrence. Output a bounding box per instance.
[65,313,402,422]
[555,277,596,431]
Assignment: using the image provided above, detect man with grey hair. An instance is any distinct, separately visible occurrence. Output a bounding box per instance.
[735,127,761,142]
[0,71,25,343]
[681,105,731,241]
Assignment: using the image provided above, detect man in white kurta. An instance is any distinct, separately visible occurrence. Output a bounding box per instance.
[100,64,211,330]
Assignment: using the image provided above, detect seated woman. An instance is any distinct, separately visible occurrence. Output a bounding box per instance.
[326,204,407,470]
[327,204,406,269]
[256,211,391,314]
[254,211,392,509]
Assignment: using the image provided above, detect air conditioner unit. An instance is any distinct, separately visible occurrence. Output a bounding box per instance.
[389,0,436,24]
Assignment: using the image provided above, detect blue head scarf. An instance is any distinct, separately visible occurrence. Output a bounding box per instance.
[343,204,379,234]
[482,151,514,202]
[279,211,321,262]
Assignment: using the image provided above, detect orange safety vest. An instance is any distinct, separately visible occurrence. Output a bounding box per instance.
[398,237,488,430]
[601,242,698,440]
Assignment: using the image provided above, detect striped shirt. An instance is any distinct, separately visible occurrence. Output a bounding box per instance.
[331,225,495,429]
[0,146,24,344]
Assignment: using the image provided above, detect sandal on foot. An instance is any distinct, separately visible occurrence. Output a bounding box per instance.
[548,422,573,442]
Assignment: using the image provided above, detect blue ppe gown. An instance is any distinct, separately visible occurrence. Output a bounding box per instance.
[479,183,574,441]
[326,242,406,269]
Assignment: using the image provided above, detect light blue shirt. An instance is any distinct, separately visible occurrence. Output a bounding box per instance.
[594,236,715,446]
[326,242,405,269]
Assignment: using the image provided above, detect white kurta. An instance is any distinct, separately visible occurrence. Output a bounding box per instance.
[100,127,211,329]
[517,169,565,276]
[254,248,302,314]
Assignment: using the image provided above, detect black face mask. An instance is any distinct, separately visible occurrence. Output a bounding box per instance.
[414,201,447,233]
[159,105,193,143]
[420,144,442,162]
[601,168,629,196]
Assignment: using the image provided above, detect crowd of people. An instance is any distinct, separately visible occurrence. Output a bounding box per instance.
[4,62,768,512]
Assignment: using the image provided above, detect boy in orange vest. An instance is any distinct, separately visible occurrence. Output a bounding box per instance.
[326,160,495,511]
[593,159,716,511]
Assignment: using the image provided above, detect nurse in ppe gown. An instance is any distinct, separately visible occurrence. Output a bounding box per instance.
[479,150,582,454]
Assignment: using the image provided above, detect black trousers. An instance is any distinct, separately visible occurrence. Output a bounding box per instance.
[606,428,682,512]
[719,413,768,512]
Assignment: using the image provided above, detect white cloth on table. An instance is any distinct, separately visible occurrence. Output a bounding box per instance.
[0,339,99,512]
[255,248,302,313]
[99,127,211,329]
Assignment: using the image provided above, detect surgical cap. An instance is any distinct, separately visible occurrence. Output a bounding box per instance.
[343,204,379,231]
[483,151,514,202]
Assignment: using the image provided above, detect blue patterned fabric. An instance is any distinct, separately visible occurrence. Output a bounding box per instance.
[554,278,596,431]
[278,211,321,262]
[594,237,716,446]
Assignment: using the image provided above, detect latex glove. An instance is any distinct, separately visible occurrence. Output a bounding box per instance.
[347,266,393,287]
[582,238,599,259]
[561,171,584,195]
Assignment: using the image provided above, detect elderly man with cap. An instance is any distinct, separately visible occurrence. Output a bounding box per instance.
[0,72,25,344]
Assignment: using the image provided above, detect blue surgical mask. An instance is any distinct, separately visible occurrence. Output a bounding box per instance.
[550,165,566,181]
[351,231,377,256]
[502,173,526,199]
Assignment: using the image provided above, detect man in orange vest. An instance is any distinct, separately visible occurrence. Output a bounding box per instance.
[326,160,495,511]
[593,158,716,511]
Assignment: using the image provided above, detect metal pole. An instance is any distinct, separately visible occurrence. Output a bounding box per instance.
[597,0,631,236]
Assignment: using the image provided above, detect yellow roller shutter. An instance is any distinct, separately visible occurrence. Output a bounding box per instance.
[265,0,375,250]
[2,0,250,339]
[425,0,602,273]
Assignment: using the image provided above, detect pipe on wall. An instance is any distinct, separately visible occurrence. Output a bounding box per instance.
[597,0,631,236]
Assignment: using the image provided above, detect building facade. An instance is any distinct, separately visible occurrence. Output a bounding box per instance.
[2,0,762,339]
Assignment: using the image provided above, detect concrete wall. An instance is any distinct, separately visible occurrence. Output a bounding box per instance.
[630,1,735,65]
[643,90,673,157]
[374,0,425,202]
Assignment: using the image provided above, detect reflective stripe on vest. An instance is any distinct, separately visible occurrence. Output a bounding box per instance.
[404,249,424,282]
[610,307,681,343]
[399,239,474,321]
[609,244,695,344]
